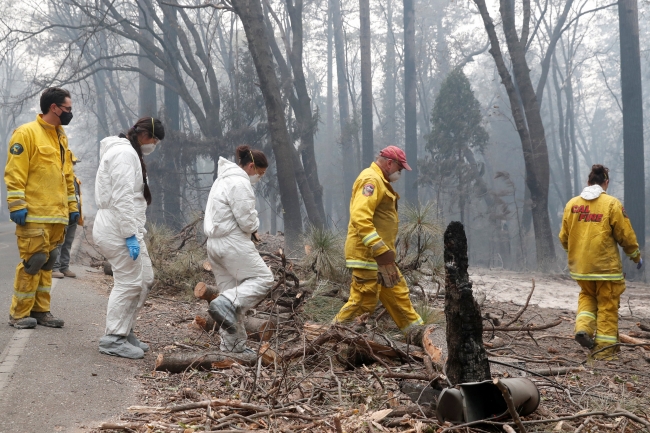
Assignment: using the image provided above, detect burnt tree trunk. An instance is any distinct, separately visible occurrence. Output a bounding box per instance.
[332,0,356,223]
[359,0,374,167]
[231,0,303,250]
[263,10,325,230]
[473,0,557,270]
[285,0,327,226]
[619,0,645,254]
[403,0,418,204]
[443,222,490,385]
[161,6,181,229]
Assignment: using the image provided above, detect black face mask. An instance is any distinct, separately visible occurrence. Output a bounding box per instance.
[57,109,73,126]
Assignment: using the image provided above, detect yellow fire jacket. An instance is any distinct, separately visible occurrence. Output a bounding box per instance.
[345,162,398,269]
[559,188,640,280]
[4,115,78,224]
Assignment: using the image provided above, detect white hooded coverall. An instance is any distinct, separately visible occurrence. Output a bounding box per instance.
[94,136,154,336]
[204,157,274,351]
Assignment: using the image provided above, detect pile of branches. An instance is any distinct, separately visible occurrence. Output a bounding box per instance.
[96,223,650,432]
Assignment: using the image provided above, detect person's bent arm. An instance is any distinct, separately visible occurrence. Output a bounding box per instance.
[108,152,139,238]
[230,179,259,234]
[558,203,570,252]
[349,179,390,257]
[611,201,641,263]
[5,130,30,214]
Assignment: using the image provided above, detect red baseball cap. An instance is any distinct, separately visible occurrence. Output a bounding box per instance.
[379,145,412,171]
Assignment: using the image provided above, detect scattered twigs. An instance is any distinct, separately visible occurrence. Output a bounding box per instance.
[98,422,142,430]
[590,342,650,357]
[504,279,535,326]
[487,319,562,332]
[529,365,585,376]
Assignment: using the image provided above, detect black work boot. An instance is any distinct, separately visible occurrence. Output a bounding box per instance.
[30,311,64,328]
[575,331,595,349]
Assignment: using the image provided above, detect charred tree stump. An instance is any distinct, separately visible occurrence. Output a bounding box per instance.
[443,222,491,385]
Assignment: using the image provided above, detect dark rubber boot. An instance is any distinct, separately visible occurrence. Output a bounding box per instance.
[575,331,595,349]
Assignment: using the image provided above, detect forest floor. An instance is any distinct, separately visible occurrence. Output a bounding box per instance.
[76,231,650,433]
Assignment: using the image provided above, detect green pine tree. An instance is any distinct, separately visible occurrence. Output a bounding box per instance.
[426,69,489,223]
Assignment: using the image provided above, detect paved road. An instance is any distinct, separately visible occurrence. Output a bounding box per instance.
[0,222,143,432]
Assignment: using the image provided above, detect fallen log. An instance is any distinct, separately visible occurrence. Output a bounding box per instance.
[485,319,563,332]
[194,282,220,303]
[628,330,650,340]
[619,333,650,350]
[302,322,426,362]
[155,350,258,373]
[192,315,277,341]
[404,324,444,366]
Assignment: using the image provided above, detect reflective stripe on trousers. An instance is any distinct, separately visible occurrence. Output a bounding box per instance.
[574,279,625,354]
[333,267,423,331]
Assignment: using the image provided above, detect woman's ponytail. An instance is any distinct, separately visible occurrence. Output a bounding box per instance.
[120,117,165,205]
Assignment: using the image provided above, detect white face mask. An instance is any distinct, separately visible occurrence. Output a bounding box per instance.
[141,144,156,155]
[249,174,261,185]
[388,170,401,182]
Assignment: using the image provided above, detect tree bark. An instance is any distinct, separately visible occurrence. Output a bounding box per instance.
[383,0,396,146]
[231,0,303,250]
[332,0,356,223]
[403,0,418,204]
[443,222,491,385]
[263,8,325,229]
[161,6,182,229]
[618,0,645,252]
[359,0,374,168]
[138,0,157,118]
[473,0,557,269]
[552,60,572,202]
[285,0,326,226]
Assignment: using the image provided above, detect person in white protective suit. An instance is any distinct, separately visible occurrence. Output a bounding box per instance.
[205,145,275,353]
[94,117,165,359]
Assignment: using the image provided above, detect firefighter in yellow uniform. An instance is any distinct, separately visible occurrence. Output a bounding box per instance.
[333,146,423,331]
[4,87,79,329]
[559,164,641,359]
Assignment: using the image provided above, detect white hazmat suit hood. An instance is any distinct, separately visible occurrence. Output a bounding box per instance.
[93,135,153,357]
[204,157,274,352]
[580,184,605,201]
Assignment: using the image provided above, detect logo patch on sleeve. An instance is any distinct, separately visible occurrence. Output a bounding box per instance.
[362,183,375,197]
[9,143,23,155]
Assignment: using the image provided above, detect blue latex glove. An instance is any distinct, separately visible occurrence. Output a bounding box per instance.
[126,235,140,261]
[10,209,27,226]
[69,212,80,224]
[637,257,643,270]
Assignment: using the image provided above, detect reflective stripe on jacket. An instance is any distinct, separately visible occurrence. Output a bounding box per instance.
[345,162,398,269]
[559,189,640,280]
[4,115,78,224]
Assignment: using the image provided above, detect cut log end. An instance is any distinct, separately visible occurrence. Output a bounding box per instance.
[194,282,220,303]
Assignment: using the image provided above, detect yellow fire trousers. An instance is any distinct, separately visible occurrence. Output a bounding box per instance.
[10,222,65,319]
[333,268,423,331]
[575,279,625,357]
